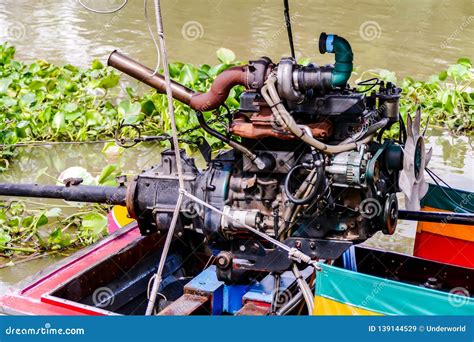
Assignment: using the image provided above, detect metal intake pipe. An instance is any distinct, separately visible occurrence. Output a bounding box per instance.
[108,51,249,112]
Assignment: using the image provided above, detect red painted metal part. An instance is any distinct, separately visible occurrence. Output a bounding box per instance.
[236,302,270,316]
[0,223,140,315]
[414,231,474,269]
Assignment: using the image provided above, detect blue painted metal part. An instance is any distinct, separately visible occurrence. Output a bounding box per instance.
[243,267,314,304]
[223,285,249,314]
[184,266,251,315]
[184,265,224,315]
[325,34,335,53]
[185,265,315,314]
[342,246,357,272]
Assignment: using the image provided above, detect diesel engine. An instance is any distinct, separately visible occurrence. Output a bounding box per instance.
[107,32,406,281]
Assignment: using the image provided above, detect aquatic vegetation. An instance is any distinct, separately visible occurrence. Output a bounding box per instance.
[0,200,110,266]
[1,43,472,170]
[0,163,119,265]
[356,58,473,134]
[0,45,240,170]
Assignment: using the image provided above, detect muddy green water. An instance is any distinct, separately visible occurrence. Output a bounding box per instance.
[0,0,473,292]
[0,0,473,79]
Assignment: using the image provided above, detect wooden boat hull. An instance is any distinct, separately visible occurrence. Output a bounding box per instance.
[415,184,474,268]
[2,183,473,316]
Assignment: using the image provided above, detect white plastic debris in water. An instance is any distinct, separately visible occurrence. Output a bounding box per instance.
[57,167,97,206]
[57,166,97,186]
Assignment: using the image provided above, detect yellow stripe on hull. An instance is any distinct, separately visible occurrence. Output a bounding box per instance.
[313,296,382,316]
[418,206,474,242]
[112,205,135,227]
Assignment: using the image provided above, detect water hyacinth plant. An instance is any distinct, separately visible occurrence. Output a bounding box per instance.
[1,43,472,170]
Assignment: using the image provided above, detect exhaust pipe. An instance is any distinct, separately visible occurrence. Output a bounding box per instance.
[107,51,249,112]
[108,51,195,105]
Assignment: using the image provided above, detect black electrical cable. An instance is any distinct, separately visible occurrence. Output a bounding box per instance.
[284,163,324,205]
[398,116,407,143]
[356,78,380,93]
[283,0,296,59]
[425,168,473,213]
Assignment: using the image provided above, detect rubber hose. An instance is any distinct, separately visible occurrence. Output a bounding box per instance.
[284,164,323,205]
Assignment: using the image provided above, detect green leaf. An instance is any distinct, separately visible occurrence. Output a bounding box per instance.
[118,100,141,116]
[216,48,236,64]
[456,57,471,68]
[169,62,184,79]
[0,77,12,93]
[0,229,11,246]
[21,92,36,106]
[91,59,104,70]
[97,164,117,185]
[179,64,199,86]
[82,212,107,229]
[52,112,66,130]
[298,58,312,66]
[29,80,44,90]
[21,216,34,227]
[438,70,447,81]
[48,228,71,248]
[35,213,48,228]
[63,102,78,113]
[98,73,120,89]
[378,69,397,84]
[81,212,108,238]
[447,63,468,80]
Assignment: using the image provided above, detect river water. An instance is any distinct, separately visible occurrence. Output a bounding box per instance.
[0,0,473,291]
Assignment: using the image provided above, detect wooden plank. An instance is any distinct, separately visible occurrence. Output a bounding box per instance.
[158,294,209,316]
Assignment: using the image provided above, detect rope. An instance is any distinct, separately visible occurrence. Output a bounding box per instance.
[145,0,186,316]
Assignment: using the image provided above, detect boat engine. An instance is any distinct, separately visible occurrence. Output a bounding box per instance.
[0,32,419,283]
[106,33,406,280]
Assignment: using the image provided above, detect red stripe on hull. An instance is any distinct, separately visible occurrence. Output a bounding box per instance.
[414,231,474,269]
